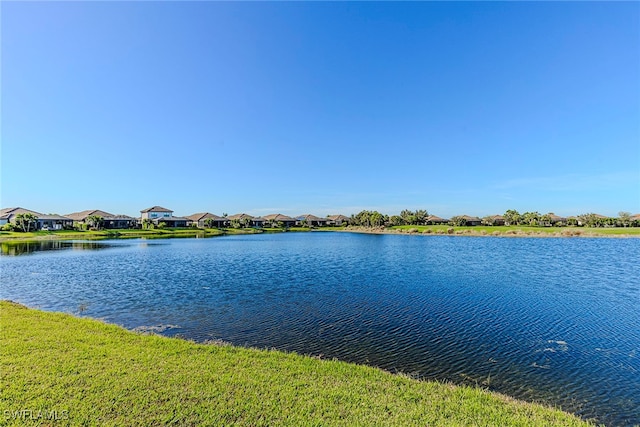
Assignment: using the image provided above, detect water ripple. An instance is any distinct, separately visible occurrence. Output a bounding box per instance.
[2,233,639,426]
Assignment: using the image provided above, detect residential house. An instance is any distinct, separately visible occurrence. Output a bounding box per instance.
[327,214,350,226]
[458,215,482,226]
[541,213,566,227]
[0,207,73,230]
[140,206,188,227]
[186,213,227,228]
[65,209,137,229]
[227,213,264,228]
[484,215,505,226]
[262,214,296,228]
[296,214,329,227]
[425,215,447,225]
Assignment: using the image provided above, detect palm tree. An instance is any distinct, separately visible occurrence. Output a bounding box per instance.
[15,213,38,232]
[503,209,521,226]
[85,215,104,230]
[414,210,428,225]
[449,216,467,227]
[618,211,631,228]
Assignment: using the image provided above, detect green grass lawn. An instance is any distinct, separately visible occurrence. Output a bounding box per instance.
[0,227,266,242]
[0,301,590,426]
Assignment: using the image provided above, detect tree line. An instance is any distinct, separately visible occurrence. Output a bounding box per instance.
[349,209,639,228]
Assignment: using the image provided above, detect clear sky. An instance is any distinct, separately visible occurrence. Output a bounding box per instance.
[2,2,639,218]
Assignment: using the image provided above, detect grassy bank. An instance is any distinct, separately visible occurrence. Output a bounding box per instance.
[0,227,262,242]
[1,301,589,426]
[386,225,640,237]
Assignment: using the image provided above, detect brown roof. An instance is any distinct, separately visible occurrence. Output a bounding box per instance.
[228,213,255,221]
[328,214,350,221]
[105,214,135,220]
[38,214,73,221]
[65,209,115,221]
[263,214,296,221]
[426,215,446,222]
[297,214,326,221]
[155,216,189,222]
[545,213,566,221]
[186,212,225,222]
[140,206,173,213]
[631,213,640,220]
[0,207,43,219]
[458,215,482,221]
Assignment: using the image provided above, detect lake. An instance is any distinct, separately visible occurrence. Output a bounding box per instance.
[2,232,639,426]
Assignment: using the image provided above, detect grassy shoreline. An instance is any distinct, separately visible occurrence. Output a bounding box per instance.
[2,225,638,244]
[0,227,261,242]
[350,225,640,238]
[1,301,589,426]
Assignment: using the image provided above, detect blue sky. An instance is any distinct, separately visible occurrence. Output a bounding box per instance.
[2,2,639,218]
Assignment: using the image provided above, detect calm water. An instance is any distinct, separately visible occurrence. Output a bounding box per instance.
[2,233,639,426]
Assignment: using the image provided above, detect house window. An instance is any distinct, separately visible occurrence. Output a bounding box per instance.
[164,213,170,217]
[151,213,158,218]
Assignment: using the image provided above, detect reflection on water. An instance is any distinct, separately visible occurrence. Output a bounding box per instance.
[1,240,113,256]
[1,233,639,426]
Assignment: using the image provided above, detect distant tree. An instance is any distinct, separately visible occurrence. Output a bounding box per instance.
[566,217,578,226]
[142,218,153,229]
[85,215,104,230]
[449,216,467,227]
[204,218,215,229]
[351,210,387,227]
[230,219,241,229]
[482,216,496,226]
[240,217,252,228]
[370,211,384,227]
[503,210,521,226]
[157,222,167,229]
[15,213,38,232]
[578,213,601,228]
[414,209,428,225]
[618,211,632,228]
[388,215,404,227]
[400,209,415,225]
[521,211,540,226]
[540,214,552,227]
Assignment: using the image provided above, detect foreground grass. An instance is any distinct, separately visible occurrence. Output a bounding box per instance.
[1,302,589,426]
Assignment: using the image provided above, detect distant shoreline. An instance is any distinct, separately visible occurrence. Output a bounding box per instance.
[1,225,639,244]
[337,225,640,238]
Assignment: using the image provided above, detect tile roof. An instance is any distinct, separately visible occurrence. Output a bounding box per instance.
[228,213,255,221]
[186,213,225,222]
[296,214,326,221]
[140,206,173,213]
[37,214,73,221]
[263,214,296,221]
[65,210,115,221]
[0,207,43,219]
[458,215,482,221]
